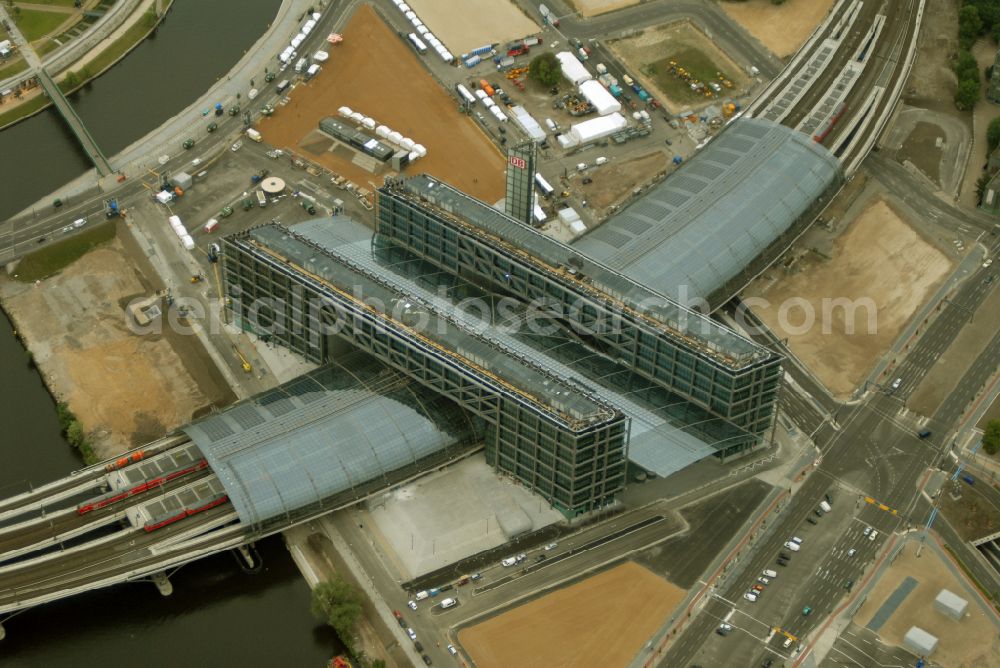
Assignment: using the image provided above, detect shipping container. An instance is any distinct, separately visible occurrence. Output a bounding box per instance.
[534,173,555,198]
[407,33,427,53]
[455,84,476,104]
[463,55,481,68]
[479,80,495,97]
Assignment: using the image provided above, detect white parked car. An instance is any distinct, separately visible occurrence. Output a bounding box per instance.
[544,542,558,551]
[784,541,801,552]
[863,526,872,537]
[501,556,517,567]
[743,592,758,602]
[758,577,770,585]
[414,590,429,601]
[869,530,879,541]
[847,548,857,557]
[762,569,778,578]
[440,597,457,609]
[790,536,803,545]
[406,627,416,640]
[783,636,794,648]
[407,600,417,610]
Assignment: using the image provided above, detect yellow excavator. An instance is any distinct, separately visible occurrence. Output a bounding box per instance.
[233,345,252,373]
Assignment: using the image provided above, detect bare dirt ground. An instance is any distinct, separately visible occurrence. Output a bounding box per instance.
[979,395,1000,428]
[0,233,220,458]
[897,121,945,184]
[458,561,684,668]
[403,0,538,55]
[719,0,836,59]
[939,480,1000,542]
[567,0,640,18]
[744,196,953,398]
[852,541,1000,667]
[607,20,748,115]
[258,5,505,204]
[909,275,1000,417]
[586,151,668,212]
[905,0,960,105]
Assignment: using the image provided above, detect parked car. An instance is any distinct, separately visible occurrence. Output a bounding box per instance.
[847,548,857,557]
[544,542,558,550]
[422,655,432,665]
[407,600,417,610]
[802,606,812,616]
[758,577,770,585]
[407,627,417,640]
[807,517,818,525]
[776,558,789,567]
[784,541,801,552]
[716,623,733,636]
[863,526,872,537]
[743,592,758,602]
[447,644,458,656]
[762,569,777,578]
[501,557,517,567]
[752,584,764,592]
[869,530,879,541]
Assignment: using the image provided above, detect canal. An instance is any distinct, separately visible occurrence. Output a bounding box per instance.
[0,1,344,665]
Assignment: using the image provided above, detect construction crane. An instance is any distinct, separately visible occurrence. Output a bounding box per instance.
[233,345,252,373]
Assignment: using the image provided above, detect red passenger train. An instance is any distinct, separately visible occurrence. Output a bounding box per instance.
[142,494,230,533]
[76,459,209,515]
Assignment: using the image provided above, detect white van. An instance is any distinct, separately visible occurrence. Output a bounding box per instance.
[545,118,557,132]
[790,536,803,545]
[595,156,608,166]
[414,590,429,601]
[784,541,801,552]
[819,500,832,513]
[762,569,777,579]
[439,597,457,609]
[248,88,259,100]
[295,58,308,73]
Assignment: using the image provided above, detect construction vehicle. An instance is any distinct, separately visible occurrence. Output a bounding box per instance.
[233,346,252,373]
[302,200,317,215]
[104,198,120,218]
[190,274,202,283]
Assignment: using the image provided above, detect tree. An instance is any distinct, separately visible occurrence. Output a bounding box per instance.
[310,574,363,650]
[984,419,1000,455]
[976,172,991,203]
[959,5,984,47]
[529,52,562,88]
[955,77,981,110]
[989,117,1000,153]
[954,49,979,81]
[66,421,84,448]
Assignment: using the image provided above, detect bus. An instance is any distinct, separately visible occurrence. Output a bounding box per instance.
[534,173,555,199]
[407,33,427,54]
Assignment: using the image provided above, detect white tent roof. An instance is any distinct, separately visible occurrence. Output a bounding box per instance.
[570,112,627,144]
[555,51,592,86]
[579,79,622,116]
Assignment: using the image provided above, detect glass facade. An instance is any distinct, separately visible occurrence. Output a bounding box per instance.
[375,181,783,460]
[220,224,628,515]
[504,141,536,226]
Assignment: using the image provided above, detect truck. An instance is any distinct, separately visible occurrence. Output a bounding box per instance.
[523,36,542,47]
[622,74,634,87]
[608,84,623,97]
[637,88,650,102]
[246,128,263,142]
[596,63,607,75]
[495,56,515,70]
[479,79,495,97]
[203,218,219,234]
[539,3,559,27]
[507,43,529,57]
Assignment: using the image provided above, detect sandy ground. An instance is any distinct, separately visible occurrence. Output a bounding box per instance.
[585,151,668,213]
[852,541,1000,667]
[391,0,538,57]
[568,0,639,18]
[908,275,1000,417]
[978,395,1000,428]
[458,561,685,668]
[744,196,953,398]
[906,0,960,104]
[719,0,836,59]
[258,5,504,204]
[0,236,213,458]
[607,20,748,115]
[938,479,1000,542]
[958,40,1000,208]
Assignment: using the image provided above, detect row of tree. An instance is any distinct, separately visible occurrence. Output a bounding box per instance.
[311,574,385,668]
[955,1,1000,108]
[55,402,97,465]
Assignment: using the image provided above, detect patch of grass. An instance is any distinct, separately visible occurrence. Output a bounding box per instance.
[77,7,157,77]
[645,46,732,105]
[0,56,28,80]
[0,94,47,129]
[12,8,68,42]
[18,0,80,6]
[13,220,116,282]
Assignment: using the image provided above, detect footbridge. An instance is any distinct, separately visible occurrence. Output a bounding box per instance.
[0,355,479,627]
[0,3,112,177]
[35,69,113,177]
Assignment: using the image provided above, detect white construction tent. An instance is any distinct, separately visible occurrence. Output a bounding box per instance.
[557,112,627,148]
[510,106,546,142]
[555,52,592,86]
[579,79,622,116]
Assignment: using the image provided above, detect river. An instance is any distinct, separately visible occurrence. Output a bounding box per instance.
[0,1,344,665]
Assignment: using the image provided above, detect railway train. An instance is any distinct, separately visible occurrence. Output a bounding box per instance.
[76,459,209,515]
[812,102,848,143]
[143,493,230,533]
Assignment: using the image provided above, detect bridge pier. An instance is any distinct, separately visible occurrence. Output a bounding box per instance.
[0,621,5,641]
[232,544,263,574]
[151,571,173,597]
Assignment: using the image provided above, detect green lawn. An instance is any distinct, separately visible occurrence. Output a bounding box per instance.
[13,220,117,282]
[74,7,157,77]
[15,0,79,6]
[0,94,46,130]
[645,46,733,105]
[0,56,28,80]
[13,8,68,42]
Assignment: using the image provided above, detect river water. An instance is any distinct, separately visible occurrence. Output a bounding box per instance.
[0,1,343,665]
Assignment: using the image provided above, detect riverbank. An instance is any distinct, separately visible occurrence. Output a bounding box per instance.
[0,0,172,132]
